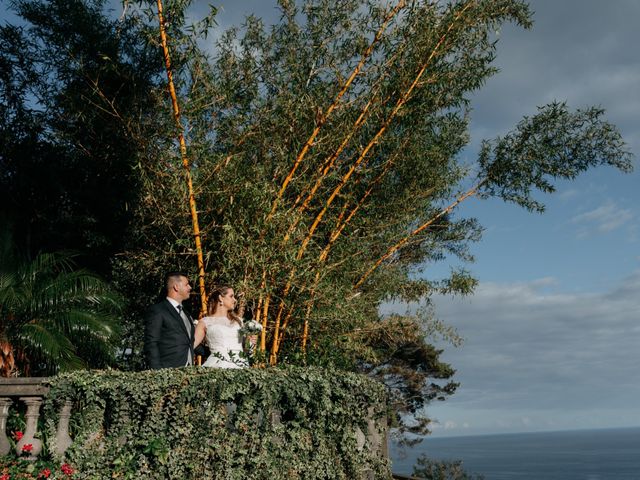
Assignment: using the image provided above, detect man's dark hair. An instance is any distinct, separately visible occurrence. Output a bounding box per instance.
[164,271,189,292]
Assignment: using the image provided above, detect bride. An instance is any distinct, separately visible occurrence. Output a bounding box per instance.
[194,286,248,369]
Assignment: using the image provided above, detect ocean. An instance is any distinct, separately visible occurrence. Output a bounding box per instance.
[390,427,640,479]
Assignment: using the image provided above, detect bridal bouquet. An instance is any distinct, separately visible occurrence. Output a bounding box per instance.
[239,319,263,336]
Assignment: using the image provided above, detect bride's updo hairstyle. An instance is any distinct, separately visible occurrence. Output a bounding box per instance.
[208,286,242,326]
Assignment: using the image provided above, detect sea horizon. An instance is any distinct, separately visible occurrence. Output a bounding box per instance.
[421,424,640,440]
[391,425,640,479]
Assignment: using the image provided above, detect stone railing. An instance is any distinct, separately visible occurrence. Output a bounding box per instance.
[0,378,72,460]
[1,376,389,477]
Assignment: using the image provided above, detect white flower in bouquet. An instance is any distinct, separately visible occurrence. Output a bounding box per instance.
[240,319,263,336]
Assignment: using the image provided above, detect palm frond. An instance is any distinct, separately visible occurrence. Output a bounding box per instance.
[1,234,122,375]
[60,309,121,340]
[16,322,84,372]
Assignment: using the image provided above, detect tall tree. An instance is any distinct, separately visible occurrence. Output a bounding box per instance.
[0,0,165,275]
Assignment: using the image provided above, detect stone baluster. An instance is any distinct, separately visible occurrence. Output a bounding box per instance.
[55,400,74,456]
[356,409,389,480]
[15,397,43,460]
[0,397,12,456]
[366,410,388,458]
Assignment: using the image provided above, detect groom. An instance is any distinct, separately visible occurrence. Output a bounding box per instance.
[144,272,196,369]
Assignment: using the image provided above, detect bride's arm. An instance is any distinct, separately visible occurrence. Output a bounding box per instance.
[193,320,206,348]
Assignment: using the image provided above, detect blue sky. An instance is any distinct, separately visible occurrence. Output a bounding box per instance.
[3,0,638,438]
[423,0,640,436]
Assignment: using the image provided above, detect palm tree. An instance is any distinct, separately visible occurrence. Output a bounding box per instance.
[0,231,121,376]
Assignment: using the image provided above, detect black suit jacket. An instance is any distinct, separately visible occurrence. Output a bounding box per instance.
[144,299,195,369]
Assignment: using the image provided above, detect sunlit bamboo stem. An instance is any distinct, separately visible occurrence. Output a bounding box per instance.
[273,307,294,362]
[301,271,321,352]
[267,0,407,220]
[298,163,394,351]
[321,146,406,264]
[256,269,267,351]
[269,275,294,364]
[295,2,473,263]
[354,183,481,290]
[261,293,271,352]
[156,0,207,315]
[275,1,476,356]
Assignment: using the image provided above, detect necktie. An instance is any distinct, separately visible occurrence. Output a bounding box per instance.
[176,305,191,338]
[177,305,193,366]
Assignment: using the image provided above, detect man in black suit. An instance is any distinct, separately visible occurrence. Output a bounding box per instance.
[144,272,195,369]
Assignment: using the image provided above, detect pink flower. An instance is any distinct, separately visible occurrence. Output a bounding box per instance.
[21,443,33,453]
[12,431,23,441]
[61,463,74,476]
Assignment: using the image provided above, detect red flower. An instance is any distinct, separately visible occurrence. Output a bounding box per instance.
[12,431,23,441]
[38,468,52,478]
[21,443,33,453]
[0,473,10,480]
[60,463,74,476]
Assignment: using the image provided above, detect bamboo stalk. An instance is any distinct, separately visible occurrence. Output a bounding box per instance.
[321,145,406,263]
[156,0,208,315]
[272,1,475,357]
[268,275,294,364]
[294,2,473,263]
[261,293,271,352]
[291,95,376,213]
[284,52,405,242]
[281,137,405,353]
[297,162,395,352]
[354,182,481,290]
[301,271,321,352]
[267,0,407,220]
[256,269,267,351]
[272,306,294,364]
[287,42,408,221]
[281,93,380,244]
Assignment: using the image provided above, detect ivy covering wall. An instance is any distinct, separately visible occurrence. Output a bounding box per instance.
[43,367,391,479]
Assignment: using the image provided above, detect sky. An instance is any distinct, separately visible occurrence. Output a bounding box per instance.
[422,0,640,437]
[3,0,638,438]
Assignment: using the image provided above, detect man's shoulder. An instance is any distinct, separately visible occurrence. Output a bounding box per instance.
[146,299,170,315]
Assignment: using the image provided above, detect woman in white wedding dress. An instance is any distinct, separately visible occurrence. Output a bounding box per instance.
[193,286,247,369]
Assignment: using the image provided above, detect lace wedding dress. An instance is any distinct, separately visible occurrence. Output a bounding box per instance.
[200,316,247,369]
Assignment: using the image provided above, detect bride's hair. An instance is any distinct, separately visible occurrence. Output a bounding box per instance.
[208,286,242,326]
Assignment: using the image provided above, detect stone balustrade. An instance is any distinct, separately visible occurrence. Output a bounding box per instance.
[0,378,73,460]
[1,376,389,475]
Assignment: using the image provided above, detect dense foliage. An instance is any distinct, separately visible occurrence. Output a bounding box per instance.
[0,0,164,274]
[40,367,390,479]
[0,231,121,376]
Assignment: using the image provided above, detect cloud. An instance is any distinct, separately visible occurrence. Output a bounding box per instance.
[429,271,640,424]
[570,200,633,234]
[558,189,579,201]
[468,0,640,155]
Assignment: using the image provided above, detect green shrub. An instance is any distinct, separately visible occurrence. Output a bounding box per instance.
[412,454,484,480]
[42,367,391,479]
